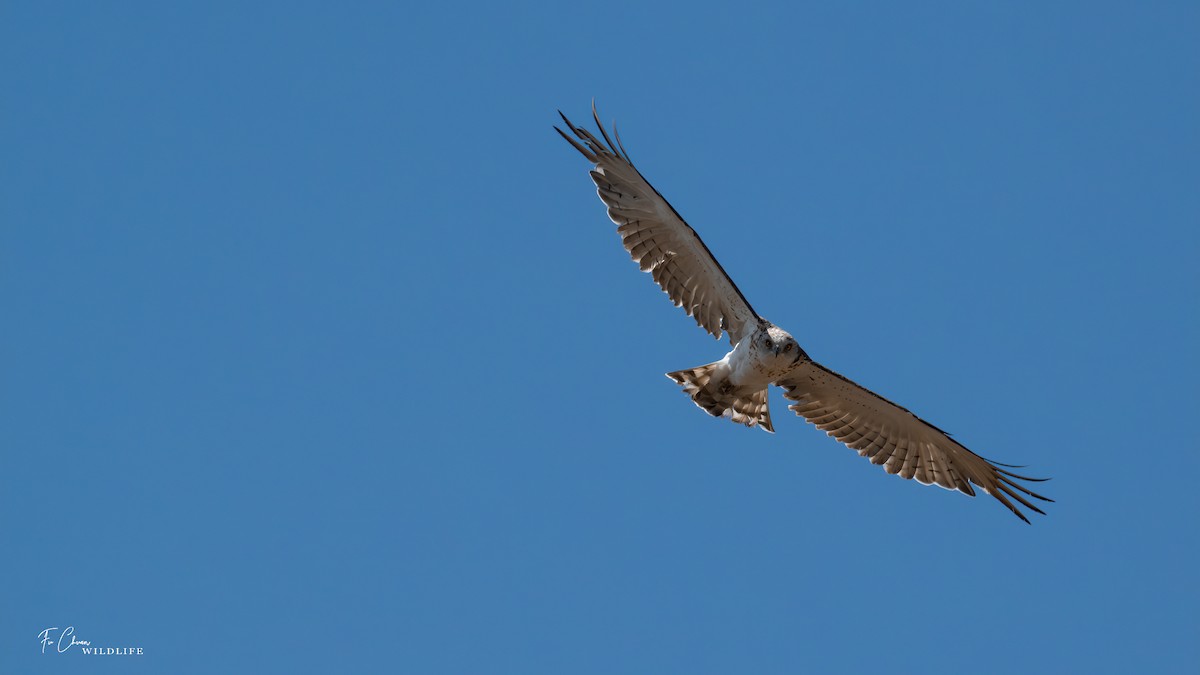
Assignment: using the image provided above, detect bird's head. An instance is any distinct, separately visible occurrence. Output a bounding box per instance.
[760,325,807,364]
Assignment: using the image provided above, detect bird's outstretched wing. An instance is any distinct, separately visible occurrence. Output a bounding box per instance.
[776,361,1052,522]
[556,104,760,344]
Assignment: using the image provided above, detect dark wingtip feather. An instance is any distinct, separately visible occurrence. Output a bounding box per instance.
[1001,479,1055,505]
[555,124,596,161]
[591,100,619,156]
[558,110,587,142]
[996,467,1052,483]
[989,488,1033,524]
[613,121,633,164]
[997,481,1048,517]
[978,455,1054,515]
[981,456,1038,470]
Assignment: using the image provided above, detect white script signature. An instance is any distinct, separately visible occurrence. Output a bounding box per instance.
[38,626,91,653]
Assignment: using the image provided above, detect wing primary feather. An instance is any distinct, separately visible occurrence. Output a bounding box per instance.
[555,125,596,162]
[591,100,619,155]
[997,474,1055,502]
[988,488,1032,524]
[558,111,590,144]
[613,121,633,163]
[995,467,1051,483]
[980,457,1032,469]
[995,482,1047,518]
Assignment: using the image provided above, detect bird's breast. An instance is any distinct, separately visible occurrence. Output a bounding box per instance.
[727,339,772,388]
[730,338,803,385]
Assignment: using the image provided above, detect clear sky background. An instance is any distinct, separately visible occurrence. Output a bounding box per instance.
[3,2,1197,673]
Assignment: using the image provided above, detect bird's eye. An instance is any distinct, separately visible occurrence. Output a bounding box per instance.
[784,344,792,352]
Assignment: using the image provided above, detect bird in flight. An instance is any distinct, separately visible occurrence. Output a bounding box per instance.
[556,103,1052,523]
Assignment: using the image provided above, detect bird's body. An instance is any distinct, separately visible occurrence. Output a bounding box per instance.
[556,103,1053,522]
[668,322,806,433]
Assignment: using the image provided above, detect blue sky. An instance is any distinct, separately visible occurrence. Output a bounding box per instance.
[3,1,1197,673]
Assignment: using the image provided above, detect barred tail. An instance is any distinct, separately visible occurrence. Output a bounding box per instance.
[666,363,774,433]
